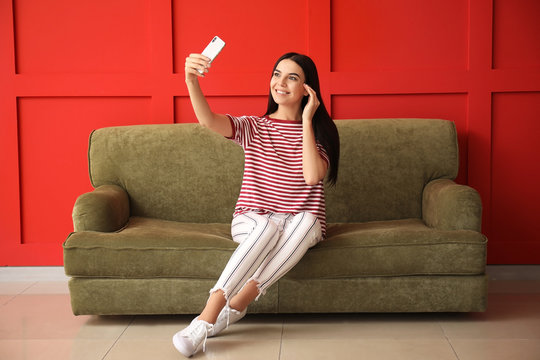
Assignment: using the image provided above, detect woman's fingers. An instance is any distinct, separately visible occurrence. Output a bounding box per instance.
[304,84,319,107]
[302,84,320,120]
[185,53,211,78]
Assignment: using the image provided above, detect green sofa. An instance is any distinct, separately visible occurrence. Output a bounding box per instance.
[63,119,487,315]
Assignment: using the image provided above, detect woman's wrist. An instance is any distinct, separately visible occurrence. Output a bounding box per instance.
[302,114,313,124]
[185,77,199,86]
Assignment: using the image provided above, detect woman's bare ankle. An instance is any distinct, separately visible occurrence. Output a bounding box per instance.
[229,280,260,311]
[197,313,216,324]
[228,300,245,313]
[198,289,227,324]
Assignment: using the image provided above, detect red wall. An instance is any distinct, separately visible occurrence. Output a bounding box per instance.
[1,0,539,265]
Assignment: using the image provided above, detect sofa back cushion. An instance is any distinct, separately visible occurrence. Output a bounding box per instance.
[325,119,458,223]
[89,124,244,223]
[88,118,458,224]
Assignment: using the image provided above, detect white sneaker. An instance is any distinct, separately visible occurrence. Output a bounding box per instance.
[172,318,213,357]
[209,305,247,337]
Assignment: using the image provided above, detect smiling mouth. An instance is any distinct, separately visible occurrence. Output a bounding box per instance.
[275,90,290,95]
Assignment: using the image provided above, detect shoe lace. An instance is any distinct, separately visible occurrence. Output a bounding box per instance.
[191,320,212,353]
[224,302,241,330]
[224,304,245,331]
[202,325,209,353]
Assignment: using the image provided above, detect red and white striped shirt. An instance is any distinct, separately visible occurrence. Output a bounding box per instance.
[226,115,329,237]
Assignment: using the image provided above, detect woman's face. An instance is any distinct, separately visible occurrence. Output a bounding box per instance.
[270,59,308,108]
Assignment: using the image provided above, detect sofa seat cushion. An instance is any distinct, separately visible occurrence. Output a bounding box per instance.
[64,217,236,279]
[65,217,487,280]
[289,219,487,279]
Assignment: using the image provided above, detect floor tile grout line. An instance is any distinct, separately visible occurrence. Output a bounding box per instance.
[20,281,50,296]
[19,281,39,295]
[1,294,17,306]
[438,321,460,360]
[445,336,460,360]
[1,281,39,305]
[100,316,135,360]
[1,279,71,305]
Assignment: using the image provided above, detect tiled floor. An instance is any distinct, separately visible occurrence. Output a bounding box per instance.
[1,266,540,360]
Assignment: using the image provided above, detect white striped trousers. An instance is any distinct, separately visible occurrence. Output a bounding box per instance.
[210,211,322,300]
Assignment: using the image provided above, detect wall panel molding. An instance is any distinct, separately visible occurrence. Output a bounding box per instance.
[492,0,540,69]
[13,0,152,74]
[1,0,539,264]
[16,97,153,254]
[490,91,540,263]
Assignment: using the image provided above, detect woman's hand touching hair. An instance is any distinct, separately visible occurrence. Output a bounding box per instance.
[302,83,320,123]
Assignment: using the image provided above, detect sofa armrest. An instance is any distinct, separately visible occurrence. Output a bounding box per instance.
[422,179,482,232]
[72,184,130,232]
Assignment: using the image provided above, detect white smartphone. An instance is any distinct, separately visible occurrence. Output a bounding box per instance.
[198,36,226,74]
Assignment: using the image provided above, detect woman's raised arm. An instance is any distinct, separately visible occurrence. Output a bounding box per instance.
[185,53,232,137]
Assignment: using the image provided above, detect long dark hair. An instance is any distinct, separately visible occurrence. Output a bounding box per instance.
[264,52,340,185]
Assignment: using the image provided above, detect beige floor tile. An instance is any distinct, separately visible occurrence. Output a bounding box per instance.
[0,295,15,306]
[282,313,445,340]
[0,339,115,360]
[202,339,282,360]
[280,339,458,360]
[210,321,283,340]
[22,281,70,294]
[0,294,132,340]
[120,315,192,340]
[0,281,35,295]
[210,314,283,340]
[451,339,540,360]
[439,294,540,339]
[123,314,283,341]
[104,339,181,360]
[105,338,281,360]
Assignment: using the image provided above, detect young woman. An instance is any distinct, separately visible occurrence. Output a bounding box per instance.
[173,51,340,357]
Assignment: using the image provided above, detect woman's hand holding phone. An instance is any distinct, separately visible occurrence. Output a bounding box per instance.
[185,54,211,81]
[185,36,226,82]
